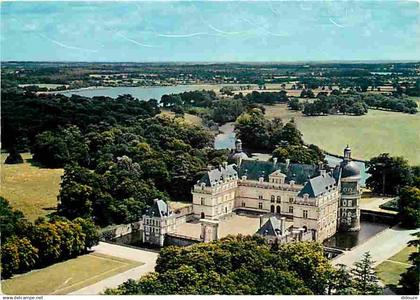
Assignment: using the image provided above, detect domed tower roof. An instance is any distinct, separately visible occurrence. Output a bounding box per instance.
[340,145,360,179]
[228,139,248,165]
[341,161,360,179]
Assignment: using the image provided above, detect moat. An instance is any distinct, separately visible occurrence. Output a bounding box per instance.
[323,220,389,250]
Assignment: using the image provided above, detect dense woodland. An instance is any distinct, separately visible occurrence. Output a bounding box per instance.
[105,236,382,295]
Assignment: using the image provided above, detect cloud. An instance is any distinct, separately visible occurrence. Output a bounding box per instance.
[116,32,157,48]
[37,32,99,53]
[329,18,345,28]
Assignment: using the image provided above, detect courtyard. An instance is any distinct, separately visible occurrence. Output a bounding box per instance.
[174,213,293,239]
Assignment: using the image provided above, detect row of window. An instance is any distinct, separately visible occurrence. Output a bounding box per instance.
[145,226,160,234]
[258,195,295,203]
[200,193,234,205]
[242,202,308,217]
[144,218,160,227]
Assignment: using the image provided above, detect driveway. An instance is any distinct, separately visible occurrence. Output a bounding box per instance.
[70,242,159,295]
[332,225,418,268]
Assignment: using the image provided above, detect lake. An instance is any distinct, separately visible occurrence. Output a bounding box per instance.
[60,84,227,101]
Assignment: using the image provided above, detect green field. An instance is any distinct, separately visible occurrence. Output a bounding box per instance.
[1,252,142,295]
[264,104,420,165]
[0,153,63,221]
[375,246,416,289]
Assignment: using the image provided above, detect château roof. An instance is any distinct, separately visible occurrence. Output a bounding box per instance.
[256,217,284,237]
[237,159,318,185]
[199,164,238,186]
[146,199,171,218]
[297,172,336,198]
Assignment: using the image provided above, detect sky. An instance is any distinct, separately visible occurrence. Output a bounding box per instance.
[1,0,419,62]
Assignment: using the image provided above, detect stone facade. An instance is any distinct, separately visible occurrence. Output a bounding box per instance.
[142,199,177,247]
[192,145,361,243]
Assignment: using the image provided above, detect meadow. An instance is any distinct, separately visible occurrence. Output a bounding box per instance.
[263,104,420,165]
[1,153,63,221]
[1,253,142,295]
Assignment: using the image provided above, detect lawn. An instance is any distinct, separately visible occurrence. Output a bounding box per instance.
[1,252,142,295]
[375,246,416,288]
[0,153,63,221]
[263,104,420,165]
[159,110,203,126]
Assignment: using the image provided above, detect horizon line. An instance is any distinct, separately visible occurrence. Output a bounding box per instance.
[3,59,420,64]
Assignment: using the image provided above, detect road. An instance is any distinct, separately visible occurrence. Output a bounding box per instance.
[332,224,418,267]
[70,242,159,295]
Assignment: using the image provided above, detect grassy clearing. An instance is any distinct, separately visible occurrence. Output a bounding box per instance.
[375,246,415,288]
[1,252,142,295]
[159,110,203,126]
[263,104,420,165]
[0,153,63,221]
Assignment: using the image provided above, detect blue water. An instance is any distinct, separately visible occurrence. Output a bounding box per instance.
[60,85,217,101]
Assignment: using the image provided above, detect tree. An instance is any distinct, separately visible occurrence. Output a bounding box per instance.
[0,236,38,279]
[32,126,89,168]
[278,241,333,294]
[398,187,420,228]
[73,217,100,249]
[399,232,420,295]
[366,154,413,195]
[235,108,270,150]
[328,264,356,295]
[0,197,31,241]
[272,144,324,165]
[4,148,23,164]
[350,252,382,295]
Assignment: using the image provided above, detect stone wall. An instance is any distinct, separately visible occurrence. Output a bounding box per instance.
[100,221,143,241]
[165,233,201,247]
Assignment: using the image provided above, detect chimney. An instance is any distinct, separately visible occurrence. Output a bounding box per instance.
[318,161,323,171]
[222,161,228,168]
[285,158,290,169]
[280,217,286,235]
[273,157,278,165]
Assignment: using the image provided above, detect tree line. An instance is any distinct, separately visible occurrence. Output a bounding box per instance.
[0,197,99,279]
[296,92,417,116]
[105,235,382,295]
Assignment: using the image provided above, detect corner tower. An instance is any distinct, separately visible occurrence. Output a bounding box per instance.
[338,146,361,232]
